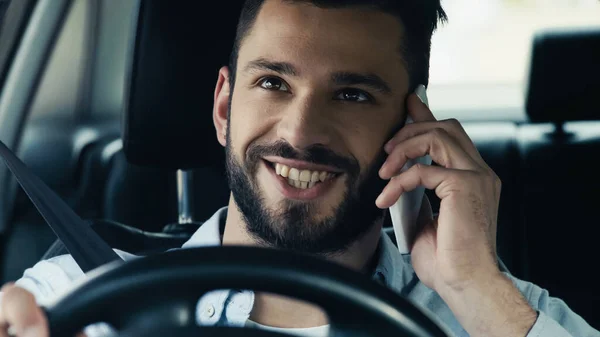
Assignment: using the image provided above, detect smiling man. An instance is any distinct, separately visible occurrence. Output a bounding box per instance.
[220,1,410,259]
[1,1,599,337]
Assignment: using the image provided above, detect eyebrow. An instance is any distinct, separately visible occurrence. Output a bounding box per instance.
[332,72,392,95]
[244,58,299,77]
[244,58,392,94]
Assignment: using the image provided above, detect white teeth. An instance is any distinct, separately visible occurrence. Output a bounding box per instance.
[289,168,300,180]
[274,163,337,189]
[299,170,312,182]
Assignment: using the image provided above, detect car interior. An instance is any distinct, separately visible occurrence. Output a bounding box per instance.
[0,0,598,333]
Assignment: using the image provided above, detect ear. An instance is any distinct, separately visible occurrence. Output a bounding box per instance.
[213,66,231,147]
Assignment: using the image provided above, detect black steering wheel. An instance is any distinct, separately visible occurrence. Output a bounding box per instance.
[45,246,450,337]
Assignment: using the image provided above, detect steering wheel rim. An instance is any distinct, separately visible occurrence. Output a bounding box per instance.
[45,246,449,337]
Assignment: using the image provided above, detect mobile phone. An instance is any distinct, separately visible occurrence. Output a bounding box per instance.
[388,88,432,254]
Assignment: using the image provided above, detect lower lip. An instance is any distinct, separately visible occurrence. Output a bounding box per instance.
[263,160,339,201]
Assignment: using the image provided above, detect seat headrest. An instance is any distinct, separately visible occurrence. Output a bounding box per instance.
[123,1,242,169]
[525,27,600,123]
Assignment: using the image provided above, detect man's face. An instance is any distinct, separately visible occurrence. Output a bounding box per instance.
[219,0,409,254]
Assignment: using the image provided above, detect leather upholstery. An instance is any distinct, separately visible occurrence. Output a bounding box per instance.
[123,1,241,169]
[42,219,197,259]
[525,28,600,123]
[517,122,600,325]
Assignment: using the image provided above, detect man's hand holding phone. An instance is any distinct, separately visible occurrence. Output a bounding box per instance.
[377,85,538,337]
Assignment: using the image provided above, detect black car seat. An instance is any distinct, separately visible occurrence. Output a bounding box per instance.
[518,27,600,327]
[41,1,242,257]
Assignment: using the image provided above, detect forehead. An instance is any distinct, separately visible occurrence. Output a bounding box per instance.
[237,0,408,90]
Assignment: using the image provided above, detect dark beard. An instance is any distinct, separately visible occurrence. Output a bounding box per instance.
[225,134,389,255]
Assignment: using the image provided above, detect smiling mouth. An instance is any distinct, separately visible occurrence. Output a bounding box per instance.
[264,161,340,190]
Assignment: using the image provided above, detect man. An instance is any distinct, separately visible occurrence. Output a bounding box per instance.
[0,0,598,336]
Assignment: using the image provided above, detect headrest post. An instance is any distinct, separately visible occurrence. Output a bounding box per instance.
[176,170,194,224]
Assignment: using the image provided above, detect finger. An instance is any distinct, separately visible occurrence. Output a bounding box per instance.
[0,283,15,325]
[0,282,15,293]
[379,128,481,179]
[384,119,484,165]
[376,163,471,209]
[0,285,9,337]
[407,93,436,123]
[1,286,48,337]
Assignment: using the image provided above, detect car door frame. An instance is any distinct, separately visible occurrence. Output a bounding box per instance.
[0,0,74,233]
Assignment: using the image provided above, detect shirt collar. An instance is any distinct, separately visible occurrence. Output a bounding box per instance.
[181,206,227,249]
[181,206,413,290]
[373,230,415,290]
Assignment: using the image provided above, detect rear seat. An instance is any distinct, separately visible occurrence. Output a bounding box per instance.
[518,122,600,327]
[102,150,230,233]
[517,27,600,326]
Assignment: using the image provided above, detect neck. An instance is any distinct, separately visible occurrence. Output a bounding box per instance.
[222,195,383,328]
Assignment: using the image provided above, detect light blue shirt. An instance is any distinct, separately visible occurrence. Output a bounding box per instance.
[10,207,600,336]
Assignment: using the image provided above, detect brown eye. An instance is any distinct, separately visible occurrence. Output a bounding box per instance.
[335,88,372,103]
[259,77,289,91]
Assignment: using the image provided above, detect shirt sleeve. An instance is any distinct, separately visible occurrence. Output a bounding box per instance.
[11,248,138,304]
[14,254,85,305]
[0,250,136,337]
[507,273,600,337]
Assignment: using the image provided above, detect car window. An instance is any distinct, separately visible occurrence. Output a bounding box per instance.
[27,0,90,122]
[428,0,600,121]
[87,0,138,121]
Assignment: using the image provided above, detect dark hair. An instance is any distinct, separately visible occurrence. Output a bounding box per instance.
[228,0,447,91]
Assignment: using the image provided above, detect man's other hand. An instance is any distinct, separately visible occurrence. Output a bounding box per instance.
[0,283,87,337]
[0,283,48,337]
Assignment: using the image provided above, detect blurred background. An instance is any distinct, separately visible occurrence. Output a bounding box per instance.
[429,0,600,121]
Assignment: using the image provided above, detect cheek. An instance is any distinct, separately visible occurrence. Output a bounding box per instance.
[340,113,399,171]
[228,95,279,155]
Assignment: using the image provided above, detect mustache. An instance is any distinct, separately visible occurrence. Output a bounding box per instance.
[246,140,359,175]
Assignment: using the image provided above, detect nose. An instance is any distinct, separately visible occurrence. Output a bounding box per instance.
[276,97,332,150]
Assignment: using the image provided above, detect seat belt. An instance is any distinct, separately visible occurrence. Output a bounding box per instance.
[0,140,122,272]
